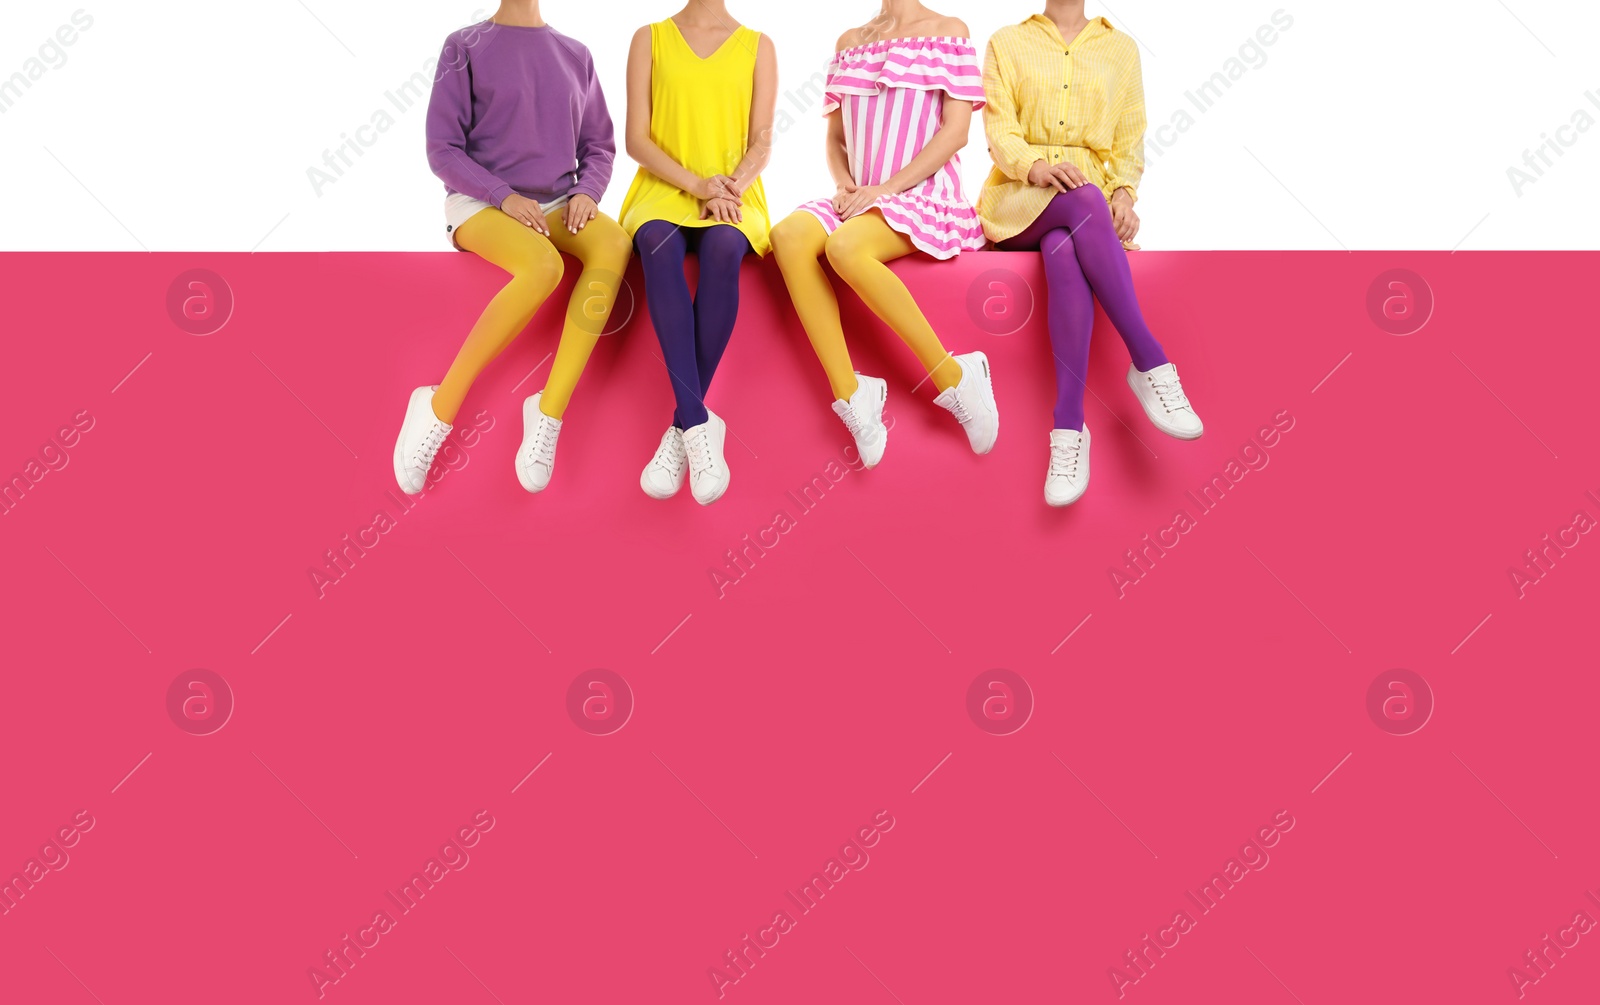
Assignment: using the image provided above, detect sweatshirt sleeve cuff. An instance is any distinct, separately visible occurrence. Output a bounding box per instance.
[484,183,514,208]
[568,180,606,204]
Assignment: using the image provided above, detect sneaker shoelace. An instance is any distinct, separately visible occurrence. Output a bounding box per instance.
[529,418,559,468]
[837,404,865,437]
[943,391,973,426]
[411,422,449,472]
[1150,371,1191,414]
[683,428,714,474]
[1049,437,1083,478]
[652,433,687,480]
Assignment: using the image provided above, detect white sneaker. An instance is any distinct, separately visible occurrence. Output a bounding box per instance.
[1044,425,1090,507]
[1128,362,1203,439]
[933,351,999,454]
[515,392,562,493]
[682,410,731,506]
[393,386,452,495]
[640,427,688,500]
[831,374,888,468]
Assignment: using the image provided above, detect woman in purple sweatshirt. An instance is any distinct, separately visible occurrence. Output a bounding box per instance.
[393,2,633,497]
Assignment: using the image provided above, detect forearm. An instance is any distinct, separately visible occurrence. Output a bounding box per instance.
[880,126,966,194]
[984,100,1038,181]
[728,139,771,195]
[571,129,616,201]
[821,112,853,189]
[1104,166,1141,200]
[427,143,513,206]
[626,133,705,196]
[1105,134,1144,197]
[995,139,1041,181]
[570,171,609,203]
[570,150,613,202]
[825,139,854,189]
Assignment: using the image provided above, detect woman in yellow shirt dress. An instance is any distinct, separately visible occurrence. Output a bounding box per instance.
[619,3,775,506]
[981,4,1205,507]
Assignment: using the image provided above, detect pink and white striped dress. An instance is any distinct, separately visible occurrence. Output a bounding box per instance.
[794,36,987,260]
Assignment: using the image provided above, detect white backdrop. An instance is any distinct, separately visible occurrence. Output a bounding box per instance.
[2,0,1595,251]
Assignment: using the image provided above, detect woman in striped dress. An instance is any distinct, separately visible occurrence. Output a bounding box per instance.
[769,3,999,468]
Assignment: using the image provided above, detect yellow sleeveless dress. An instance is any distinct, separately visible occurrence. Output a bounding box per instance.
[618,19,771,256]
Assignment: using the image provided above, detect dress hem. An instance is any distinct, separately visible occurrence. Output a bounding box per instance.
[795,198,984,261]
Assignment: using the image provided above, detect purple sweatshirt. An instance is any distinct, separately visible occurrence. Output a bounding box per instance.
[425,22,615,207]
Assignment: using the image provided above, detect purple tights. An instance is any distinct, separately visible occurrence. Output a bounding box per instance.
[635,221,752,430]
[998,187,1168,431]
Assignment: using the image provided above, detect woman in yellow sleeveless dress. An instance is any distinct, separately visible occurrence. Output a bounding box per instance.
[619,3,775,506]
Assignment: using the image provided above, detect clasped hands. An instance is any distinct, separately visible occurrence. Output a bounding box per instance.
[693,174,745,224]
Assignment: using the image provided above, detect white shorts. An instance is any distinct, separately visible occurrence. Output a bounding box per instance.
[444,192,571,248]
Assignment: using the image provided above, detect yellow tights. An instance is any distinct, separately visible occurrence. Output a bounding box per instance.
[770,210,963,402]
[432,205,633,424]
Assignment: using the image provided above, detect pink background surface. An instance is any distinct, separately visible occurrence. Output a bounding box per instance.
[1,250,1596,1003]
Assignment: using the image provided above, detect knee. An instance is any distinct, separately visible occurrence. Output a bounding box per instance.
[771,214,820,264]
[532,248,566,290]
[823,229,867,278]
[585,218,635,272]
[1040,229,1075,258]
[510,243,565,294]
[1069,186,1113,224]
[698,227,749,278]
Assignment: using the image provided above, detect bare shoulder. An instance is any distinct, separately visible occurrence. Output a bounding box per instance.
[835,27,865,52]
[928,16,971,38]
